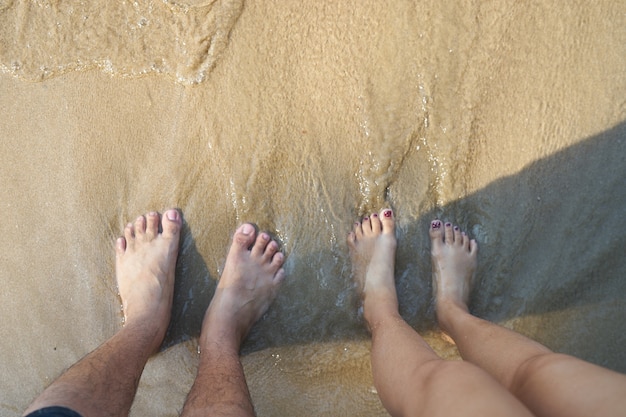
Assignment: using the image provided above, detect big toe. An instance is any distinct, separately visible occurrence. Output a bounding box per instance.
[380,209,395,234]
[429,219,445,248]
[231,223,257,252]
[162,209,182,240]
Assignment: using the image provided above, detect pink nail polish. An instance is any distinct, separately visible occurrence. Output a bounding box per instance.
[372,213,378,217]
[384,210,392,218]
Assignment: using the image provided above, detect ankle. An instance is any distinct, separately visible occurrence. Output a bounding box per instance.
[199,327,241,355]
[435,299,469,334]
[200,308,244,352]
[363,293,400,330]
[119,321,165,354]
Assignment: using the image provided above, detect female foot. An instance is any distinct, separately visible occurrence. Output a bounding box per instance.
[201,224,286,350]
[115,209,182,352]
[347,209,399,330]
[429,220,478,332]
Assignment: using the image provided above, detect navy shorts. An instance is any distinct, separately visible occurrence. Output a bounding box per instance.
[24,407,83,417]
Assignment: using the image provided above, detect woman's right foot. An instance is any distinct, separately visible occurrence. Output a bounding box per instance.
[347,209,399,330]
[430,220,478,332]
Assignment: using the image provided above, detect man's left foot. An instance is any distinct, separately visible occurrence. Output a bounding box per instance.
[201,224,286,350]
[115,209,182,350]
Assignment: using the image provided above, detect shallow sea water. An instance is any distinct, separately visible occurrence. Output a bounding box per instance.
[1,1,625,416]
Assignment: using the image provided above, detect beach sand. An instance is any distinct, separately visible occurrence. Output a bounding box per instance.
[1,1,625,415]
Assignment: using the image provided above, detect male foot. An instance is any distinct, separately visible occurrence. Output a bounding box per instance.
[115,209,182,351]
[347,209,398,330]
[429,220,477,331]
[201,224,286,350]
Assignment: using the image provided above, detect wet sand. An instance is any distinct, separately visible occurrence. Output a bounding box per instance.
[1,1,625,416]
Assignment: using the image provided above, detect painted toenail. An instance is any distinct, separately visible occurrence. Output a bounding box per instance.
[241,224,254,235]
[454,226,459,231]
[431,220,441,228]
[372,213,378,217]
[166,210,178,221]
[383,210,392,218]
[445,222,451,227]
[364,216,369,221]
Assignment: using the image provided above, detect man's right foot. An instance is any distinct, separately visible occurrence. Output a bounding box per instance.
[429,220,478,331]
[200,223,285,350]
[347,209,399,330]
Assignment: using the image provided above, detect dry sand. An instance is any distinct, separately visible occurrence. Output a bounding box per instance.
[1,1,625,415]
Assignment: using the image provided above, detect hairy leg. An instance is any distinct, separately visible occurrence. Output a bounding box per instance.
[348,210,532,417]
[181,223,285,417]
[23,210,182,417]
[432,220,626,417]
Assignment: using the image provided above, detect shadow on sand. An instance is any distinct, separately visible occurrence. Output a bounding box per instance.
[164,122,626,370]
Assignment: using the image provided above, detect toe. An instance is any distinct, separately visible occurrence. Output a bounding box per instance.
[470,239,478,255]
[271,251,285,269]
[429,219,444,249]
[347,230,357,247]
[115,237,127,256]
[453,225,462,245]
[134,215,147,239]
[274,268,286,285]
[461,231,470,250]
[252,232,271,257]
[145,212,159,240]
[370,213,381,233]
[124,222,135,245]
[429,219,443,239]
[232,223,257,252]
[362,216,372,234]
[380,209,395,235]
[264,240,279,260]
[444,222,454,244]
[161,209,182,240]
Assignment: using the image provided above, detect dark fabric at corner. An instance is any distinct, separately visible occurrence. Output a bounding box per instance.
[24,406,83,417]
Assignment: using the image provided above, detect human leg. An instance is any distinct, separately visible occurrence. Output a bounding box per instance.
[181,223,285,417]
[348,210,533,417]
[23,210,182,417]
[431,220,626,417]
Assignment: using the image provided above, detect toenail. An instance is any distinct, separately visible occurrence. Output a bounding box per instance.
[166,210,179,221]
[383,210,392,218]
[445,222,451,227]
[241,224,254,235]
[431,220,441,229]
[364,216,369,221]
[261,233,269,241]
[372,213,378,217]
[454,226,459,231]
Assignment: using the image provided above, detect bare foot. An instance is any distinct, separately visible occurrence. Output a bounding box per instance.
[115,209,182,351]
[347,209,399,330]
[429,220,477,331]
[201,223,285,350]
